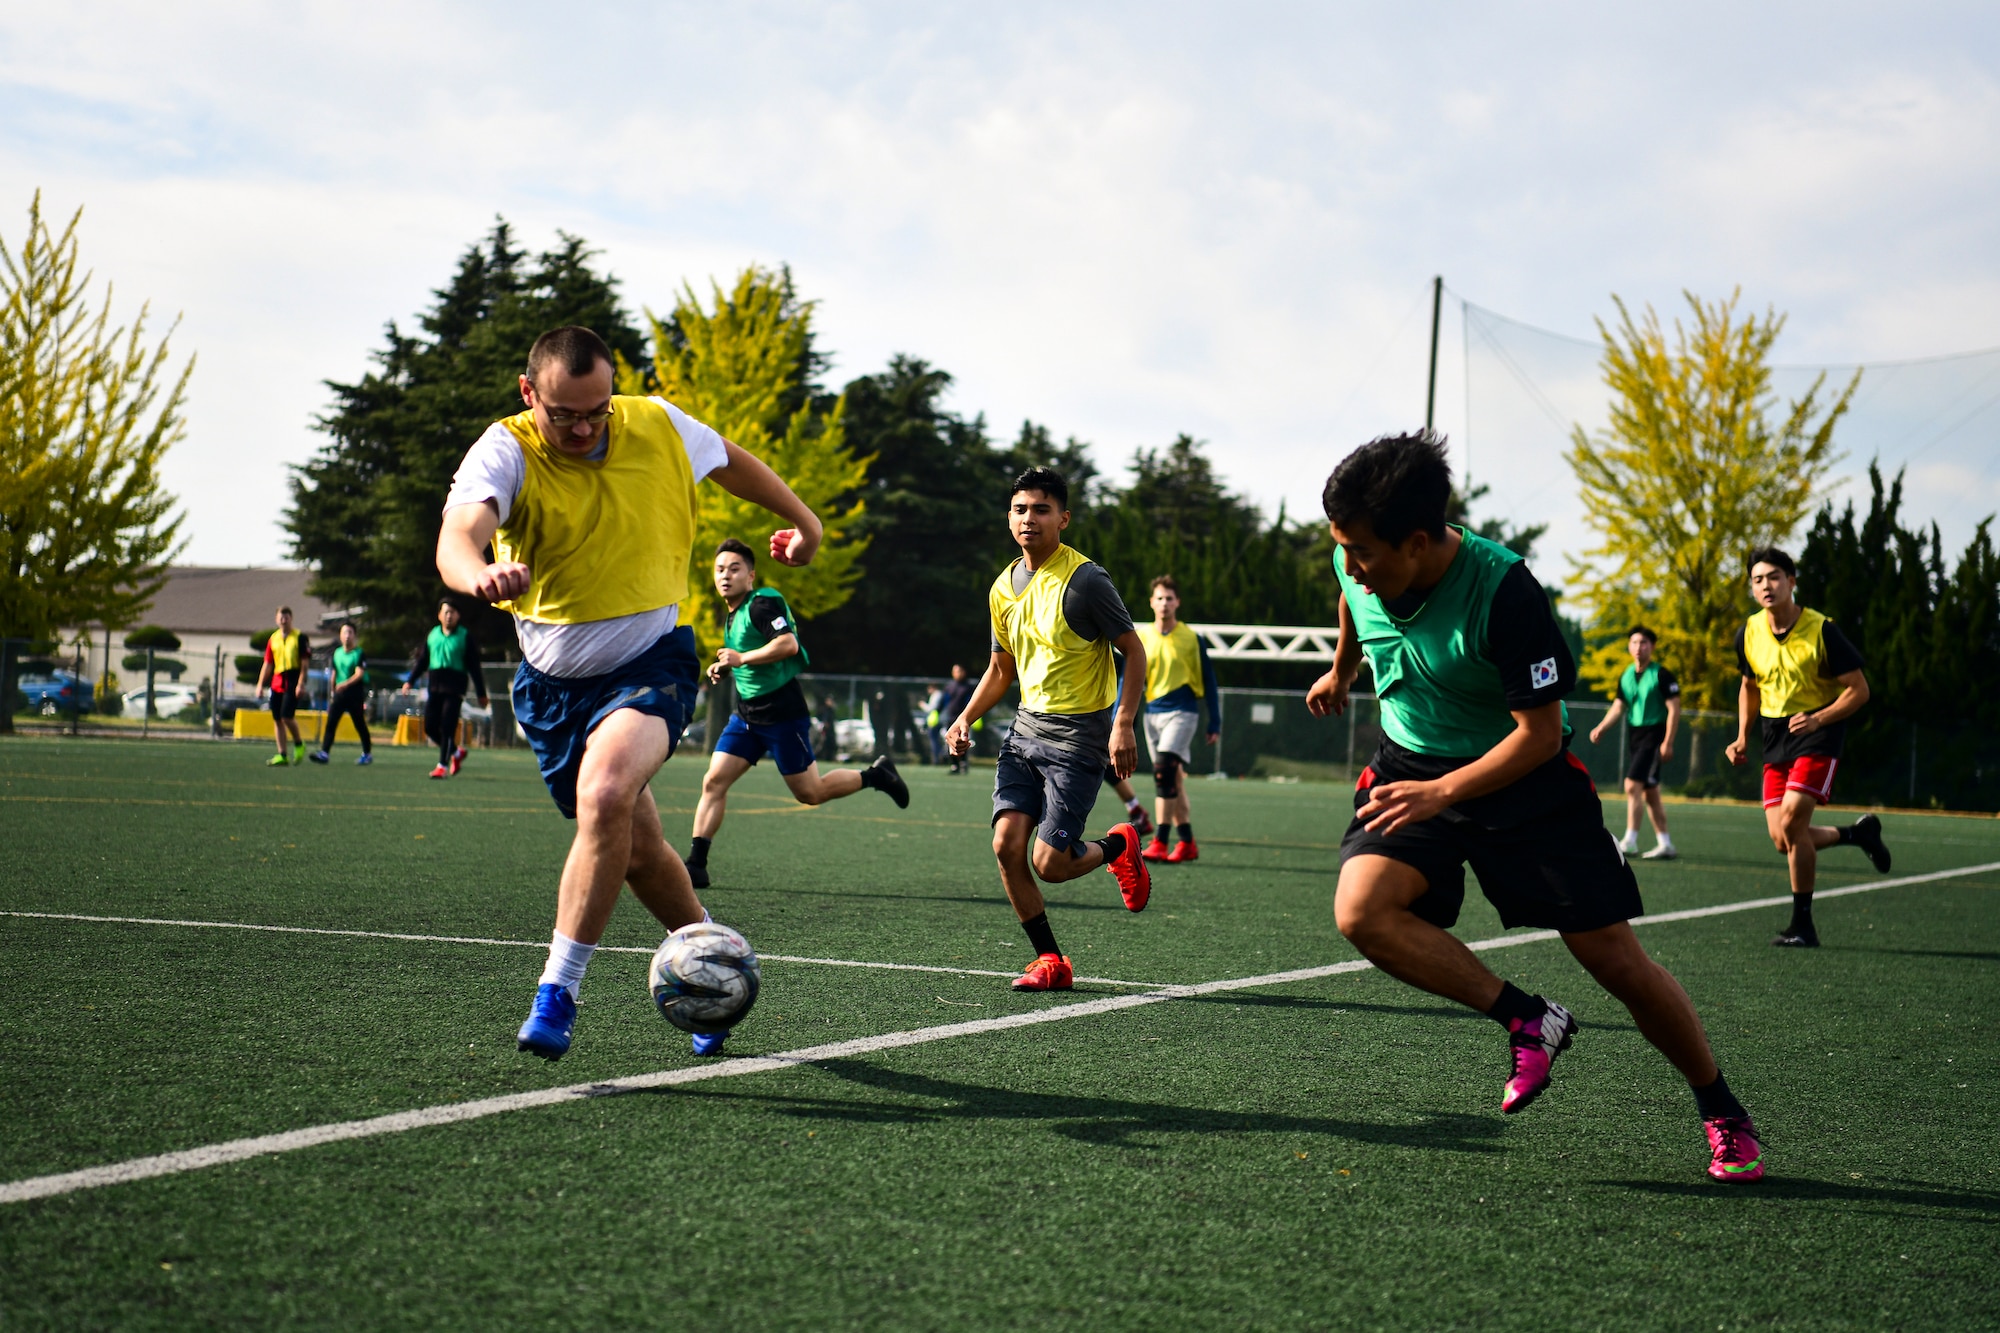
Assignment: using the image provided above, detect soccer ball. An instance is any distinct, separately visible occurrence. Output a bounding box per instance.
[649,922,761,1034]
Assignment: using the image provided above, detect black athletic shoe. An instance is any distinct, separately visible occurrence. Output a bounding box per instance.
[1772,927,1820,948]
[1849,814,1891,873]
[871,755,910,809]
[686,861,710,890]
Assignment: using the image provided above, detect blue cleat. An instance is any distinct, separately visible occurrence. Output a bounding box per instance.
[517,983,576,1060]
[356,753,373,766]
[691,1029,731,1057]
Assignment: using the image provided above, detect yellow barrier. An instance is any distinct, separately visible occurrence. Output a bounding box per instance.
[393,715,474,748]
[233,709,364,743]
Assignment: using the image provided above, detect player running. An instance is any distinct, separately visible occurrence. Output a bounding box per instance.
[308,622,374,766]
[1135,575,1221,862]
[684,537,909,889]
[944,467,1153,992]
[1725,546,1890,947]
[402,600,488,779]
[1587,626,1680,860]
[253,606,309,767]
[1308,432,1764,1183]
[436,325,824,1061]
[940,664,974,774]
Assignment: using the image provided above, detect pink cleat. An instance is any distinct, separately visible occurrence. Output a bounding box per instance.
[1705,1115,1765,1182]
[1501,1001,1575,1114]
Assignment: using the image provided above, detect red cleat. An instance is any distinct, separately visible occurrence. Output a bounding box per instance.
[1103,822,1151,912]
[1012,953,1073,991]
[1166,837,1199,863]
[1140,837,1171,862]
[428,764,450,779]
[450,746,466,776]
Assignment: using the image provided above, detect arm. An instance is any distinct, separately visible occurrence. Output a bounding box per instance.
[1660,697,1680,759]
[1198,637,1222,742]
[1306,593,1362,717]
[1589,697,1625,744]
[1789,669,1869,735]
[1108,628,1147,780]
[255,643,273,698]
[336,659,366,692]
[437,501,531,604]
[1357,701,1567,834]
[708,632,799,683]
[944,651,1018,756]
[1725,677,1758,765]
[403,642,429,693]
[708,441,824,567]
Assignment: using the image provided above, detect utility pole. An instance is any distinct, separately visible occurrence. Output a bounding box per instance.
[1425,274,1443,431]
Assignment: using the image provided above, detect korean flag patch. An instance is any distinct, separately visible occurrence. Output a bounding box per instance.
[771,615,788,630]
[1529,657,1559,690]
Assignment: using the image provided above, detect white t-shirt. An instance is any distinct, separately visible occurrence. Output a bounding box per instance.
[443,397,730,677]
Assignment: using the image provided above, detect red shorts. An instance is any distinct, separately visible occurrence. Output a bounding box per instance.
[1764,755,1837,807]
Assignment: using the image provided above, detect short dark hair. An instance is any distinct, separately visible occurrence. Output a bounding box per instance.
[1321,430,1453,546]
[277,605,293,616]
[1010,466,1068,510]
[1627,625,1657,643]
[1150,575,1179,594]
[715,537,757,569]
[526,326,614,386]
[1747,546,1797,579]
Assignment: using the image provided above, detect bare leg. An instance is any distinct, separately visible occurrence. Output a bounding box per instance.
[780,762,865,806]
[692,751,753,840]
[1766,792,1839,897]
[1562,922,1718,1086]
[624,783,704,931]
[1623,779,1645,836]
[1643,786,1670,836]
[555,710,672,945]
[993,811,1047,922]
[1333,855,1504,1011]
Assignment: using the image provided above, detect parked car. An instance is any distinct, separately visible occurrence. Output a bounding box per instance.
[17,670,93,715]
[123,684,201,717]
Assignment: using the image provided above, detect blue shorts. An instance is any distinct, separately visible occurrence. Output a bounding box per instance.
[511,628,698,819]
[715,712,817,776]
[993,731,1103,853]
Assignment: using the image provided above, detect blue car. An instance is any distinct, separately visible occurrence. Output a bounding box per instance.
[17,669,93,715]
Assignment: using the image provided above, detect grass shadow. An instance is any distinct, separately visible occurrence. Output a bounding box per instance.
[672,1059,1508,1155]
[1606,1175,2000,1215]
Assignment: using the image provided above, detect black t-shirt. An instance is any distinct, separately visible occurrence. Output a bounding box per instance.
[1363,562,1583,828]
[1734,617,1865,763]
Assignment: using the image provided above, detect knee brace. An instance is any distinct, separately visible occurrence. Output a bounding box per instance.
[1153,754,1182,799]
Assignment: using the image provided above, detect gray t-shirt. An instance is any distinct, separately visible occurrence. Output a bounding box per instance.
[992,557,1134,757]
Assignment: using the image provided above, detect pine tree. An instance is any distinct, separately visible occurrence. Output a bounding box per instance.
[1566,291,1855,709]
[0,192,189,731]
[623,267,867,659]
[286,223,645,655]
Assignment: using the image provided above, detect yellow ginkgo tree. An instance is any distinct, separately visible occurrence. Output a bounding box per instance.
[620,266,869,659]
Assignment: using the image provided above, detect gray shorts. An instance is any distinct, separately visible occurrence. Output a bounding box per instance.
[1144,709,1199,764]
[993,731,1103,853]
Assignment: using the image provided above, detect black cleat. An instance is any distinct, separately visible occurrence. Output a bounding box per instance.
[1848,813,1891,873]
[686,860,710,890]
[1772,928,1820,948]
[871,755,910,809]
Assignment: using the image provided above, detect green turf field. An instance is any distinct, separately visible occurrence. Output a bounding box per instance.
[2,737,1997,1330]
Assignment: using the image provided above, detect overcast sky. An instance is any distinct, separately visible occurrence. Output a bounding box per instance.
[6,2,1998,586]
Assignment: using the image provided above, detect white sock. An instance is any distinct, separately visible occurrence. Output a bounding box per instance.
[1656,833,1676,850]
[1127,799,1144,815]
[1619,830,1639,850]
[538,931,596,999]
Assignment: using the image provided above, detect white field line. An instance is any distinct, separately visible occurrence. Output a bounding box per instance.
[2,858,1995,1207]
[0,912,1165,989]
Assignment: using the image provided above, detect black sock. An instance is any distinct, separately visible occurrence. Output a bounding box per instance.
[1093,832,1127,862]
[688,836,712,867]
[1834,824,1854,845]
[1177,823,1194,843]
[1484,980,1547,1028]
[859,766,882,790]
[1690,1070,1747,1120]
[1787,891,1814,933]
[1021,911,1061,957]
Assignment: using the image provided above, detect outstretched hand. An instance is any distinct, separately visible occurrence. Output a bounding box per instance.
[768,528,819,567]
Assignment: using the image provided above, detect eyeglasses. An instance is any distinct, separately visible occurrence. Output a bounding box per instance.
[541,403,613,428]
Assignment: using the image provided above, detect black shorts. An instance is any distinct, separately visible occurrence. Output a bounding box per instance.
[268,688,299,720]
[995,732,1103,854]
[1339,748,1643,934]
[1625,723,1666,787]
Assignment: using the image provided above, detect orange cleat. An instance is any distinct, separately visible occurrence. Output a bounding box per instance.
[1166,837,1199,863]
[1140,837,1171,862]
[1012,952,1073,991]
[1102,822,1151,912]
[450,746,466,776]
[428,764,450,779]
